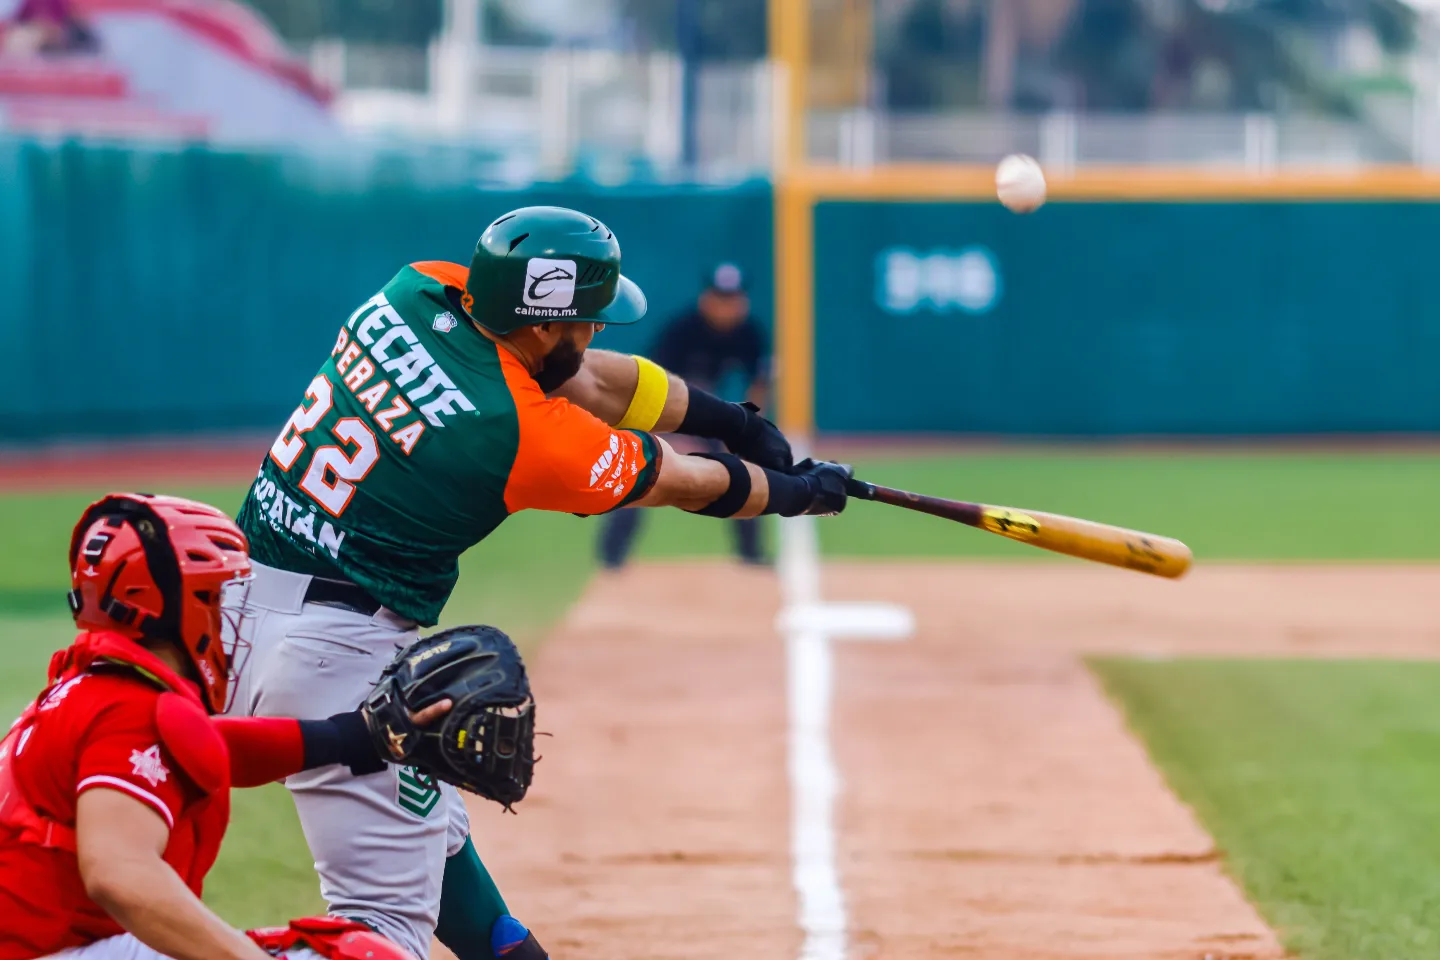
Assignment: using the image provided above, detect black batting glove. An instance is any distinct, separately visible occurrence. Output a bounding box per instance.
[762,458,852,517]
[729,401,794,472]
[793,458,852,516]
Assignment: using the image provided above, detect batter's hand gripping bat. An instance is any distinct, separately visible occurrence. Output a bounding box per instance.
[845,478,1192,580]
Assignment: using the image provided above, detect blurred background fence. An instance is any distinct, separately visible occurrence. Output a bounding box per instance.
[6,0,1440,443]
[0,138,770,441]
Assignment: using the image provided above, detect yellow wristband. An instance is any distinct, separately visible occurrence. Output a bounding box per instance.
[616,356,669,431]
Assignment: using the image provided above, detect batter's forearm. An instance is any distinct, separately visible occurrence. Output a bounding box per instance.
[635,441,829,519]
[634,438,768,516]
[556,349,688,430]
[633,438,766,512]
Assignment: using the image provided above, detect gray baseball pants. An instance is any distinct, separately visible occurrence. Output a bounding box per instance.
[226,561,471,959]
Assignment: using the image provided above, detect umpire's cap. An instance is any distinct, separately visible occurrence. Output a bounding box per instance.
[707,262,746,294]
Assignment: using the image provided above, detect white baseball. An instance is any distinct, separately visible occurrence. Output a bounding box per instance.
[995,154,1046,213]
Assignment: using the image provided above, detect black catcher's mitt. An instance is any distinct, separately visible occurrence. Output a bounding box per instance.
[363,625,536,809]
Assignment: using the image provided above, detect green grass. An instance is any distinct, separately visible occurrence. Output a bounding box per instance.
[206,783,328,925]
[1094,658,1440,960]
[0,615,77,721]
[820,450,1440,561]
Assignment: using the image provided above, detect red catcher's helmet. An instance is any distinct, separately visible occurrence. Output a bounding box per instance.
[67,493,252,714]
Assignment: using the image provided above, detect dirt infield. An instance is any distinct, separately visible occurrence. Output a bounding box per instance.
[468,561,1440,959]
[464,565,797,960]
[823,562,1440,660]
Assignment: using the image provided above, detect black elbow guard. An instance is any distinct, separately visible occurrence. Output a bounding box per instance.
[684,452,752,518]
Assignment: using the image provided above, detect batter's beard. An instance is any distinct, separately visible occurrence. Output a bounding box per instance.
[535,335,585,393]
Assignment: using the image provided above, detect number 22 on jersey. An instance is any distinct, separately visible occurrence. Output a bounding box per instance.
[269,375,380,517]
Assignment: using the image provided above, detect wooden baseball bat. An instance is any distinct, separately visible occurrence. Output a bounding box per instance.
[845,478,1192,580]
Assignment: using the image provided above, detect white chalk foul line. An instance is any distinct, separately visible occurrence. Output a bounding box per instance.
[778,602,915,641]
[779,512,847,960]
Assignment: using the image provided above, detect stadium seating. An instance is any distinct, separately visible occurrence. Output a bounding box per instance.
[0,0,332,142]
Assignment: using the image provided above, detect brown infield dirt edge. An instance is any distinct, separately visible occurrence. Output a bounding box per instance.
[462,561,1440,960]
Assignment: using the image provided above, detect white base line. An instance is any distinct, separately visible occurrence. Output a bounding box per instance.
[779,509,848,960]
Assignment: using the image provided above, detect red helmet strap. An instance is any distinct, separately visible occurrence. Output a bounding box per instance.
[68,498,184,642]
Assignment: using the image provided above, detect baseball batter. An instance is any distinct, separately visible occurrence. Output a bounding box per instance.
[0,494,526,960]
[229,205,852,959]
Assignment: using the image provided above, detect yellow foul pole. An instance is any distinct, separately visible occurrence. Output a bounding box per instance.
[770,0,813,437]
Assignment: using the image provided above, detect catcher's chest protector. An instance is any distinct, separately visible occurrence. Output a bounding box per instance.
[0,704,77,850]
[0,631,233,955]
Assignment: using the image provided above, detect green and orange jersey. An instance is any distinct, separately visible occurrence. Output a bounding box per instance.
[237,262,661,625]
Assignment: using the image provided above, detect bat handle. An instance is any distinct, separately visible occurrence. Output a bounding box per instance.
[845,477,878,501]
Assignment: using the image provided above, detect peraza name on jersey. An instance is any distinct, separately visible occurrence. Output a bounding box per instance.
[332,291,478,455]
[251,474,346,559]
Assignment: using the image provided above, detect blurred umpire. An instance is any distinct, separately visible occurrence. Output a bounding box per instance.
[598,262,772,568]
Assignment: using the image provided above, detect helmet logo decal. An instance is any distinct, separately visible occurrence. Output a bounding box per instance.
[522,258,577,308]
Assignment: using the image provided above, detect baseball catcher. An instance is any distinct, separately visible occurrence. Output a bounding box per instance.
[0,493,535,960]
[228,204,851,960]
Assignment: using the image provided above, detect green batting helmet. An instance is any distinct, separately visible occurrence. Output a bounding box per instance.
[463,206,647,336]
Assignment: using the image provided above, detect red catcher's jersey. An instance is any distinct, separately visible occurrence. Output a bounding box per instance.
[0,632,232,959]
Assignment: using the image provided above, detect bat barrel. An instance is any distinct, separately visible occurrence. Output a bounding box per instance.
[846,478,1191,580]
[978,506,1192,579]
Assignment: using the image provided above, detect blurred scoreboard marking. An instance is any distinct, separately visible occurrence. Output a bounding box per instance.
[773,162,1440,435]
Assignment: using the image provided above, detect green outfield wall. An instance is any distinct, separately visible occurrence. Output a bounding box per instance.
[7,137,1440,442]
[813,199,1440,435]
[0,140,771,442]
